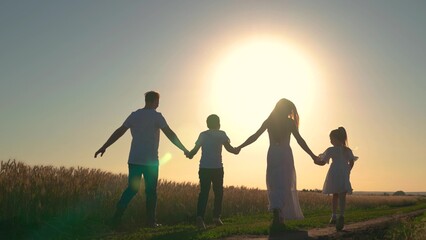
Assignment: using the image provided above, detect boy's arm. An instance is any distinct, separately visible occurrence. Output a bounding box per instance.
[224,141,239,154]
[187,144,201,159]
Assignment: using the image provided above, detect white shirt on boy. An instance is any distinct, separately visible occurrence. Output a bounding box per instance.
[196,129,230,169]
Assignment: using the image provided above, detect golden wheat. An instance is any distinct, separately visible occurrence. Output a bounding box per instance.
[0,160,419,226]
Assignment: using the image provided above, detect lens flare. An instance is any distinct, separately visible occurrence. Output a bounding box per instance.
[159,152,173,165]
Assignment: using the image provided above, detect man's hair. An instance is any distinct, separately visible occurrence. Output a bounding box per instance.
[206,114,220,129]
[145,91,160,103]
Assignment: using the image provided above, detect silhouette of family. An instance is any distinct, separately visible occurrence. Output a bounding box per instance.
[95,91,357,231]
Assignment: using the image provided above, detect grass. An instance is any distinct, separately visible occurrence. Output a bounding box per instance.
[1,159,425,240]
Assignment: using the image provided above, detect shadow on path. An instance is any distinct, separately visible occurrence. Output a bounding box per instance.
[268,229,312,240]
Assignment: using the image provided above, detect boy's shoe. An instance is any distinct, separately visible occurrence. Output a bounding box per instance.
[213,217,223,226]
[329,216,337,224]
[196,216,206,230]
[336,215,344,231]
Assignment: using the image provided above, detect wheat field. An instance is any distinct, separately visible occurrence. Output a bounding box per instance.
[0,159,419,228]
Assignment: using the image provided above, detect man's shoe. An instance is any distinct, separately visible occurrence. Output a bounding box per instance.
[196,216,206,230]
[329,216,337,224]
[336,215,344,231]
[110,208,124,229]
[213,217,223,226]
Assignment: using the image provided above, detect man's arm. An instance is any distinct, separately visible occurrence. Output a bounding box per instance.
[161,126,189,153]
[94,125,128,158]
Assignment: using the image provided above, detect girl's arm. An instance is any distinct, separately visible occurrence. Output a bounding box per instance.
[237,120,268,149]
[290,121,317,161]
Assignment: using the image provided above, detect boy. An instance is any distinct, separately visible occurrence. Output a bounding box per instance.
[186,114,239,229]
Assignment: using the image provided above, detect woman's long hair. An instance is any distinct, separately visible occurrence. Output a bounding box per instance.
[267,98,299,142]
[269,98,299,127]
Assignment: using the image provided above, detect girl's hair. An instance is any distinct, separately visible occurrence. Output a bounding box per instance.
[330,126,348,147]
[268,98,299,128]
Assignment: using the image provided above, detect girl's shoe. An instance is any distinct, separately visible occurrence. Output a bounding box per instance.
[336,216,344,231]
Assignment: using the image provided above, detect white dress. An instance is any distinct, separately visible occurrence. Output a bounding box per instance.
[266,143,304,220]
[320,146,356,194]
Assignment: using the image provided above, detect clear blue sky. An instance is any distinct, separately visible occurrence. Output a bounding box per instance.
[1,1,425,191]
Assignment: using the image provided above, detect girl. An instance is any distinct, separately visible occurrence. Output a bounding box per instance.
[316,127,357,231]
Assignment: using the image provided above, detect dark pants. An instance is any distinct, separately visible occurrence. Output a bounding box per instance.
[116,164,158,223]
[196,168,224,219]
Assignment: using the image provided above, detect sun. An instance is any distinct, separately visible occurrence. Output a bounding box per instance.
[208,38,318,129]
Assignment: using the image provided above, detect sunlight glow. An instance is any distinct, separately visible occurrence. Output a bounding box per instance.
[159,152,173,165]
[209,38,318,128]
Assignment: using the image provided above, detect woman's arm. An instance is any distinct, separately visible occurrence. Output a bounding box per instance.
[237,120,268,149]
[290,121,317,161]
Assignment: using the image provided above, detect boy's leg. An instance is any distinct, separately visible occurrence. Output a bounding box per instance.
[142,165,159,227]
[211,168,224,219]
[113,164,144,224]
[197,168,212,219]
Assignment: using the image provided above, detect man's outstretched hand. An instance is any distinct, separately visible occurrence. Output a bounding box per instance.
[94,148,106,158]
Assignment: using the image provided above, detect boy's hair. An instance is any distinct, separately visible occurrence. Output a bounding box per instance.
[145,91,160,103]
[206,114,220,129]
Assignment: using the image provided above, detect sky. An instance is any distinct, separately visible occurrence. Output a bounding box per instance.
[1,1,425,192]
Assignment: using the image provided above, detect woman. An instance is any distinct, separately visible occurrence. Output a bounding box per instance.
[237,98,318,226]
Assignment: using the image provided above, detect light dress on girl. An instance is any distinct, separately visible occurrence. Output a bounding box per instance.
[320,146,357,194]
[266,142,304,220]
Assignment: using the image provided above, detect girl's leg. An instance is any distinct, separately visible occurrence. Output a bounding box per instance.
[336,192,347,231]
[332,194,338,216]
[338,193,347,216]
[329,194,338,224]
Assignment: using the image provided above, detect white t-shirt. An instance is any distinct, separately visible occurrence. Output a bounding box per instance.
[196,129,230,169]
[123,108,168,166]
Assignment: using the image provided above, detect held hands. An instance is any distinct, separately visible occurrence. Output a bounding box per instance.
[233,146,241,155]
[185,150,194,159]
[312,155,326,166]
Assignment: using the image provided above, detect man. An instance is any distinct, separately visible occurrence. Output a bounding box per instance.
[95,91,188,228]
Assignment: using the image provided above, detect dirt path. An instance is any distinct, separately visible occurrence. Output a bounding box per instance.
[220,209,426,240]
